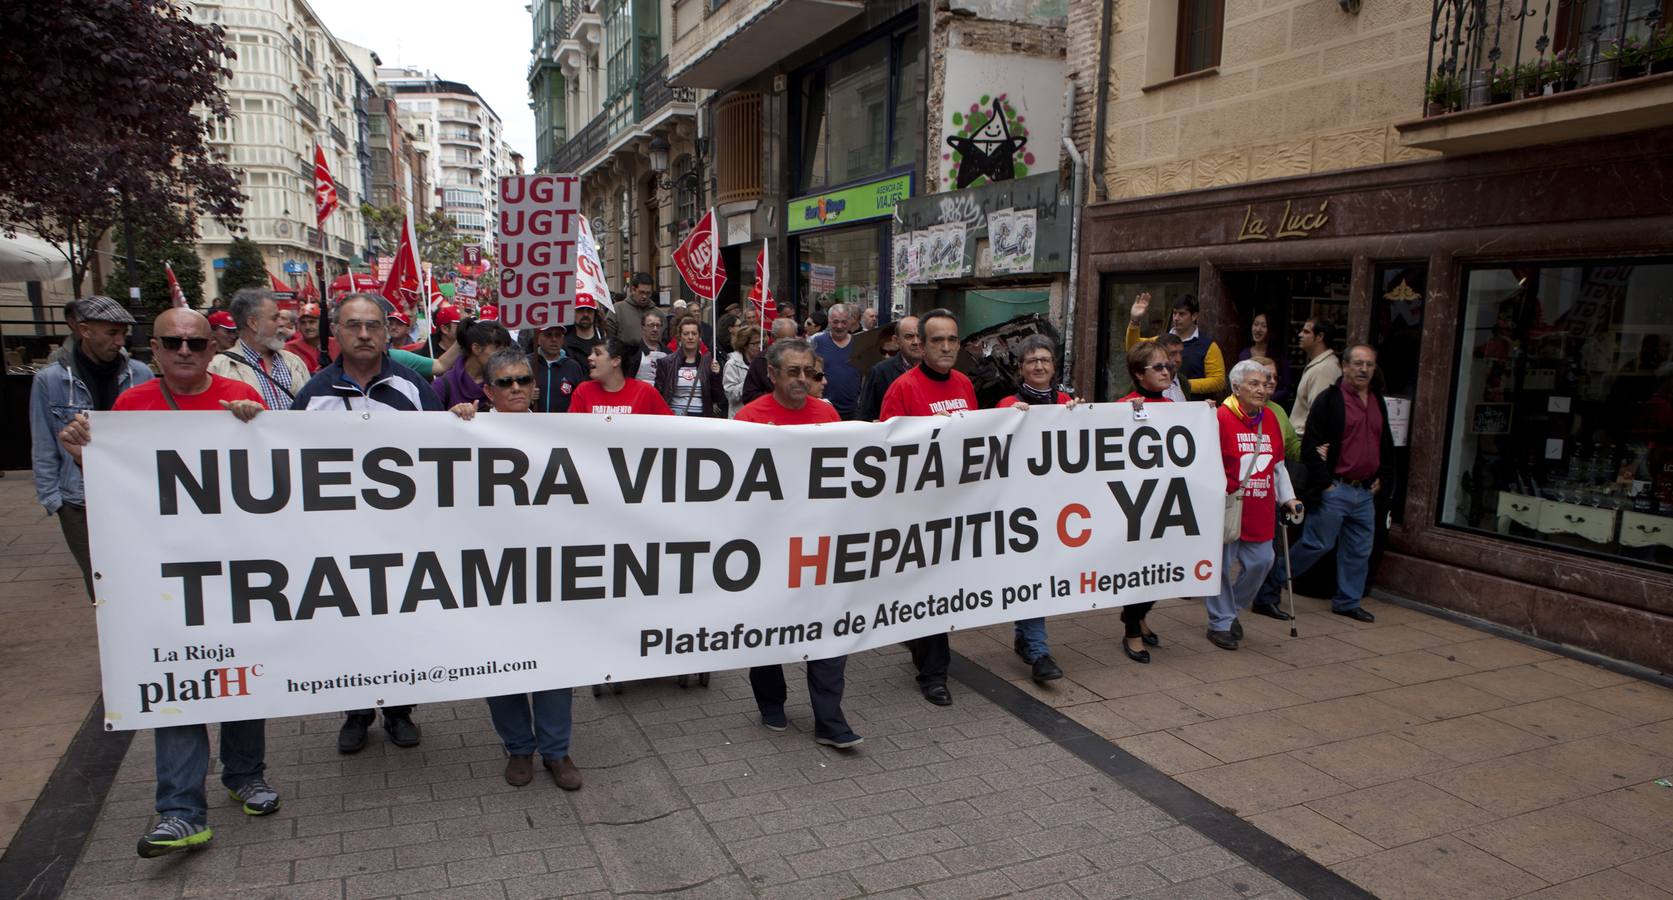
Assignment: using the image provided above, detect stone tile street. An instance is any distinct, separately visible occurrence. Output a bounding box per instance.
[0,475,1669,898]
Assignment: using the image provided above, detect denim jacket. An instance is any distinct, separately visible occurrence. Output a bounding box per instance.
[29,346,153,512]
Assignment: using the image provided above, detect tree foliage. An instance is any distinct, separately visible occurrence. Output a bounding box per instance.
[103,214,208,322]
[216,237,270,299]
[360,205,466,275]
[0,0,244,294]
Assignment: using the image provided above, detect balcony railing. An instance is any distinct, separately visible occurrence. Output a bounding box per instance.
[552,110,609,173]
[295,93,319,125]
[637,56,697,120]
[337,238,354,257]
[1423,0,1670,116]
[329,121,347,146]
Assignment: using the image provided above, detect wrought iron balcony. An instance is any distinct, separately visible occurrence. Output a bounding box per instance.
[1423,0,1670,116]
[637,56,698,120]
[295,93,319,125]
[552,110,609,173]
[329,121,347,146]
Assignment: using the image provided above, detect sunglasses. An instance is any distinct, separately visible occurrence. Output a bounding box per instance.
[491,375,535,388]
[156,336,211,352]
[813,372,827,381]
[1145,362,1177,373]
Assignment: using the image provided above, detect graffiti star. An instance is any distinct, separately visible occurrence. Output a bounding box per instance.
[946,98,1027,189]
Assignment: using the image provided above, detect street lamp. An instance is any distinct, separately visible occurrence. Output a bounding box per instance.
[648,131,674,194]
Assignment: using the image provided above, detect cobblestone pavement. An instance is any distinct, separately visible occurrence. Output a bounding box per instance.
[59,650,1304,900]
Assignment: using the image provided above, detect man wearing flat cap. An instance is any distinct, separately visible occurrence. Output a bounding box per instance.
[28,296,152,599]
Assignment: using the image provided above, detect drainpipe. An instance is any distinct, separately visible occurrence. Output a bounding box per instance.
[1061,82,1084,386]
[1090,0,1113,201]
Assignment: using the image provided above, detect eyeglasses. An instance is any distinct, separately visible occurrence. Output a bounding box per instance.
[491,375,535,387]
[340,319,387,333]
[156,336,211,352]
[1144,362,1178,373]
[1022,356,1055,367]
[813,372,827,381]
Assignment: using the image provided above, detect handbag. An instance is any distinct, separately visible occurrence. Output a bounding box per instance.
[1223,479,1248,544]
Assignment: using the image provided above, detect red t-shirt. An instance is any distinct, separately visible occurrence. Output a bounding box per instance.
[1118,392,1172,403]
[879,366,976,420]
[736,394,841,426]
[284,335,325,373]
[995,391,1072,408]
[1217,401,1286,543]
[568,378,673,415]
[114,375,266,412]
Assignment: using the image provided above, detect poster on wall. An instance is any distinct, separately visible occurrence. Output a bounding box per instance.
[892,233,911,286]
[939,48,1066,192]
[809,264,837,295]
[988,209,1015,273]
[910,232,930,283]
[1009,208,1038,273]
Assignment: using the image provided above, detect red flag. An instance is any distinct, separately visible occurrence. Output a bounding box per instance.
[380,215,422,311]
[164,262,188,308]
[747,239,776,329]
[673,209,726,301]
[314,145,339,226]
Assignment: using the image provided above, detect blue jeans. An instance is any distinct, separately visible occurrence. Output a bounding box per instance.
[154,720,266,825]
[485,690,573,759]
[1258,482,1374,610]
[1204,540,1275,632]
[1013,618,1049,662]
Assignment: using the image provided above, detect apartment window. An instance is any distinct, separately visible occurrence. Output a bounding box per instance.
[1175,0,1224,76]
[793,21,921,194]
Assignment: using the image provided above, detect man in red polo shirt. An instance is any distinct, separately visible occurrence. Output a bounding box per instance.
[734,338,861,747]
[878,309,974,706]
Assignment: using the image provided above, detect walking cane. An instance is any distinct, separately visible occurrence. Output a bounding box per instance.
[1282,505,1304,638]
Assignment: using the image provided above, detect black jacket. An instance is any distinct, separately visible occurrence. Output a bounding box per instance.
[528,351,586,413]
[858,354,911,422]
[740,354,773,406]
[1299,383,1394,505]
[654,351,725,417]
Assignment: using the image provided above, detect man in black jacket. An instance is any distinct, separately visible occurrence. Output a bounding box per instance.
[857,316,920,421]
[1255,344,1392,622]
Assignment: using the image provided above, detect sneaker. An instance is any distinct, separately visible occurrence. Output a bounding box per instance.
[228,778,281,816]
[761,710,788,732]
[137,817,212,858]
[816,732,864,749]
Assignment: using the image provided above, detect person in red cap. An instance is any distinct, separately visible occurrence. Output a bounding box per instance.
[284,303,323,373]
[207,310,239,352]
[478,304,499,322]
[432,304,462,355]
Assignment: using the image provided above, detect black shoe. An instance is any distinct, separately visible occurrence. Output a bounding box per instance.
[1206,629,1239,651]
[1012,637,1029,660]
[338,714,373,754]
[1333,607,1376,623]
[1031,654,1063,682]
[921,684,953,706]
[1251,603,1293,621]
[1141,630,1160,647]
[1230,618,1244,641]
[384,714,422,748]
[1123,639,1151,664]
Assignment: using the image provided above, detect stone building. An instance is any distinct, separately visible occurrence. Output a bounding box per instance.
[1067,0,1673,667]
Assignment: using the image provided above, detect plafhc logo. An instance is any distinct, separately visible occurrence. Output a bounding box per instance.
[138,665,263,713]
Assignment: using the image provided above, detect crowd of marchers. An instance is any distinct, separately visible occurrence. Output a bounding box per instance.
[30,283,1392,861]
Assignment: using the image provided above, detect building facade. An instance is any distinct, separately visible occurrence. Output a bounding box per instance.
[1069,0,1673,667]
[188,0,373,297]
[530,0,700,299]
[377,67,511,250]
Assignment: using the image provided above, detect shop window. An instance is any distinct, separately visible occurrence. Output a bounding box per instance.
[1095,272,1198,401]
[1175,0,1223,76]
[1440,260,1673,570]
[1371,264,1427,524]
[798,228,880,319]
[1224,269,1351,406]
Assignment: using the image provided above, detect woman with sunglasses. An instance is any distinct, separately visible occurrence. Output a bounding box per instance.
[569,338,672,415]
[448,348,583,791]
[1111,341,1178,663]
[807,356,831,402]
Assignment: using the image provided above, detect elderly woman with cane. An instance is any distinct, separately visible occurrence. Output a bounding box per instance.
[1205,359,1304,651]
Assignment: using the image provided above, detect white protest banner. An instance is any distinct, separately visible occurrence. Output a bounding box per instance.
[85,405,1225,730]
[496,174,582,330]
[573,216,612,313]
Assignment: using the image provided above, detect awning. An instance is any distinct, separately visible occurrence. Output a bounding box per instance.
[0,231,71,283]
[668,0,864,90]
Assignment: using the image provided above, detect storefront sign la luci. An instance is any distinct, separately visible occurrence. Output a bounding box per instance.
[787,173,913,234]
[1236,199,1331,242]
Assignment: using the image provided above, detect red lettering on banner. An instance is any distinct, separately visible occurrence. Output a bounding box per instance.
[787,536,831,588]
[1057,503,1091,547]
[1194,559,1214,580]
[215,664,260,697]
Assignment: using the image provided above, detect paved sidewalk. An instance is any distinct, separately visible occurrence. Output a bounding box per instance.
[59,654,1301,900]
[0,479,106,855]
[954,597,1673,898]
